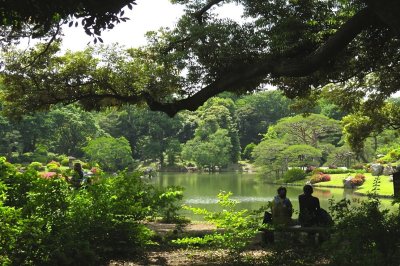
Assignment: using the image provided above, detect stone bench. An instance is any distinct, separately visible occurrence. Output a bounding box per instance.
[257,225,331,245]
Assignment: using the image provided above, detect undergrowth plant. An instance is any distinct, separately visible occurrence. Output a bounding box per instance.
[173,192,264,255]
[326,176,400,266]
[0,157,184,265]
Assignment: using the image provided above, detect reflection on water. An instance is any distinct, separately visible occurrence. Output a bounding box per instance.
[151,172,393,219]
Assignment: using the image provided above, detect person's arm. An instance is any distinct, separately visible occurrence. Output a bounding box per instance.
[316,198,320,210]
[287,199,293,216]
[298,195,303,210]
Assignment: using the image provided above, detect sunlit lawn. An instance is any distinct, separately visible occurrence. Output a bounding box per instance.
[356,174,393,197]
[293,173,394,197]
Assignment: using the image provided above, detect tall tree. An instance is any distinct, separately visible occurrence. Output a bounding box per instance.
[273,114,341,148]
[98,105,185,164]
[341,100,400,160]
[196,97,241,163]
[83,136,134,172]
[235,90,293,148]
[182,128,232,171]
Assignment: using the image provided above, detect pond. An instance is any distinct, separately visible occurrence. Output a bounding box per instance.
[151,172,394,220]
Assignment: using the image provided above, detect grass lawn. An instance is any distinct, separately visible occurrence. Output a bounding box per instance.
[292,173,394,197]
[356,174,393,197]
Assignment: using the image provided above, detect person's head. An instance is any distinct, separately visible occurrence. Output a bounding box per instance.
[74,162,82,171]
[303,184,313,195]
[277,186,287,198]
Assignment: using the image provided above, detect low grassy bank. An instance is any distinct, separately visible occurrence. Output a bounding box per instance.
[289,173,394,197]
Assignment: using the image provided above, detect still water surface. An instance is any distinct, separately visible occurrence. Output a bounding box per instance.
[151,172,392,220]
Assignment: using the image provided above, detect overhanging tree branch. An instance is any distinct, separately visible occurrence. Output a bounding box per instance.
[146,7,377,117]
[193,0,224,23]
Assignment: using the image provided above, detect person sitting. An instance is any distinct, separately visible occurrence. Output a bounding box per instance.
[70,162,84,188]
[298,184,320,227]
[271,186,293,226]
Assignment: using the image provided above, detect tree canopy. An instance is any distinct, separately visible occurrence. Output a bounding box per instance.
[0,0,136,46]
[1,0,400,116]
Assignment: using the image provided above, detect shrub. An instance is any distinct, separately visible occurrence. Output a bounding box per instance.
[316,168,366,175]
[0,158,184,265]
[351,163,364,170]
[156,186,185,223]
[350,173,366,186]
[283,168,307,183]
[28,162,45,171]
[243,143,256,161]
[328,164,337,169]
[306,165,316,174]
[40,172,58,179]
[47,162,61,174]
[47,160,61,167]
[60,158,69,166]
[310,172,331,184]
[173,192,261,255]
[0,181,24,266]
[19,152,33,163]
[90,167,101,175]
[327,187,400,266]
[354,173,366,180]
[377,148,400,164]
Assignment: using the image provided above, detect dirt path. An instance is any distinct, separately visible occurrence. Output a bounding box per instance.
[108,222,329,265]
[108,222,270,265]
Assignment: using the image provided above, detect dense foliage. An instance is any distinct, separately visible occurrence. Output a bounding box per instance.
[0,0,136,46]
[173,192,263,255]
[328,188,400,266]
[83,136,134,172]
[1,90,400,174]
[1,1,400,118]
[0,157,183,265]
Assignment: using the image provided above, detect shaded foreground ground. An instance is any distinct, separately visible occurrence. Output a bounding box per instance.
[108,222,329,266]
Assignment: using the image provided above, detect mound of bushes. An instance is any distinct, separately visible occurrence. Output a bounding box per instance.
[28,161,45,171]
[327,195,400,265]
[310,172,331,184]
[376,148,400,164]
[350,173,366,186]
[283,168,307,183]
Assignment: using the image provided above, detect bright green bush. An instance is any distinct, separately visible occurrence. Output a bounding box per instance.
[28,161,45,171]
[0,181,24,266]
[47,161,61,167]
[283,168,307,183]
[60,158,69,166]
[173,192,263,255]
[243,143,256,161]
[156,186,184,223]
[1,157,39,208]
[377,148,400,164]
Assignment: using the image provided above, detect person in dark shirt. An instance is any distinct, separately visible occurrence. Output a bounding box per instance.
[298,184,320,227]
[71,162,84,188]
